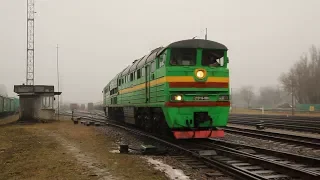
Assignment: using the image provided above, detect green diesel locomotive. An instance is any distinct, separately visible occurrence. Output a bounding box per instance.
[103,39,230,139]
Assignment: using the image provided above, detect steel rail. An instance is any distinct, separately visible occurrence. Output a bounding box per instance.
[190,140,320,180]
[229,114,320,133]
[224,126,320,149]
[209,139,320,168]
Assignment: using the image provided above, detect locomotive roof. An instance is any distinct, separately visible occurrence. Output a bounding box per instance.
[167,39,227,50]
[120,65,131,77]
[118,39,228,76]
[136,47,163,70]
[129,56,145,72]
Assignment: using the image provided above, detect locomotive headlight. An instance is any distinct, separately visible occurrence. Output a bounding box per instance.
[174,95,182,101]
[171,95,183,101]
[196,70,205,79]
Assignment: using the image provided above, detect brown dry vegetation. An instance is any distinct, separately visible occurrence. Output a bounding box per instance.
[0,116,168,180]
[0,114,20,125]
[0,117,89,180]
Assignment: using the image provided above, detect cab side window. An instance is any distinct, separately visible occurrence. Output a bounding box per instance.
[137,69,141,79]
[151,61,156,72]
[130,73,133,81]
[159,52,166,68]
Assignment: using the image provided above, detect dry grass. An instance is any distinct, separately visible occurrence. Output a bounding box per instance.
[230,108,320,117]
[0,120,89,180]
[0,116,168,180]
[42,117,167,180]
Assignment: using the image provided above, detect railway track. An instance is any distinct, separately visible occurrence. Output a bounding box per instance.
[207,139,320,177]
[229,114,320,133]
[63,111,320,180]
[183,140,320,180]
[224,126,320,149]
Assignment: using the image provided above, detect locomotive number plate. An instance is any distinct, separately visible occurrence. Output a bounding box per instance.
[194,96,209,100]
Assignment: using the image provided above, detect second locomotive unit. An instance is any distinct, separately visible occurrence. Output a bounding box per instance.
[103,39,230,139]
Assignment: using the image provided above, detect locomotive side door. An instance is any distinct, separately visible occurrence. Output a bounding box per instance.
[145,65,150,103]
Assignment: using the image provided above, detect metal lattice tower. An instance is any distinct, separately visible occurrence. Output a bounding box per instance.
[26,0,35,85]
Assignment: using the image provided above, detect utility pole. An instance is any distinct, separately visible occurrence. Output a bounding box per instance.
[56,44,60,120]
[205,28,207,40]
[291,79,294,116]
[26,0,35,85]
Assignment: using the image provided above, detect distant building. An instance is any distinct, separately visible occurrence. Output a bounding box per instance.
[70,103,78,111]
[80,104,85,110]
[88,103,94,111]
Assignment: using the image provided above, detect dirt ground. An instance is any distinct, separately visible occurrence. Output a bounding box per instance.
[0,114,20,125]
[0,116,168,180]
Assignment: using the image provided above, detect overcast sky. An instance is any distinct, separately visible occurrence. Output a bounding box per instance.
[0,0,319,103]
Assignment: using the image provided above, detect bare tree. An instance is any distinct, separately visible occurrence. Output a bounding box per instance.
[256,86,294,108]
[239,86,255,108]
[279,45,320,104]
[256,86,283,108]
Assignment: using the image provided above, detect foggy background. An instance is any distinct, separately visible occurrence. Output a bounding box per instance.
[0,0,319,104]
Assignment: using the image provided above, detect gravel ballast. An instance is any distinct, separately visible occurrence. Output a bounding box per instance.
[95,125,232,180]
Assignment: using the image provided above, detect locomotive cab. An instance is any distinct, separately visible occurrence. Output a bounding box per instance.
[162,40,230,139]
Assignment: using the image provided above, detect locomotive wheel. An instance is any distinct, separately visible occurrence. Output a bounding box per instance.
[144,113,152,132]
[139,112,147,130]
[157,113,171,137]
[136,114,143,128]
[153,114,161,134]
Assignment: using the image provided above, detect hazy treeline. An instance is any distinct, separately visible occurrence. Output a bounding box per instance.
[280,45,320,104]
[231,85,292,108]
[233,45,320,108]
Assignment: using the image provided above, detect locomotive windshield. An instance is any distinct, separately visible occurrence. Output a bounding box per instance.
[202,49,224,67]
[170,48,196,66]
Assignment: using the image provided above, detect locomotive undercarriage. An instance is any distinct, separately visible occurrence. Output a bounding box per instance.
[104,106,224,139]
[104,106,172,138]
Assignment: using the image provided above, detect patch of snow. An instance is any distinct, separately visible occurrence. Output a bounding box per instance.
[109,150,120,153]
[109,149,135,154]
[143,157,190,180]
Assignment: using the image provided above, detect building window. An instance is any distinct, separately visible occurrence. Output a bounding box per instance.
[42,96,53,109]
